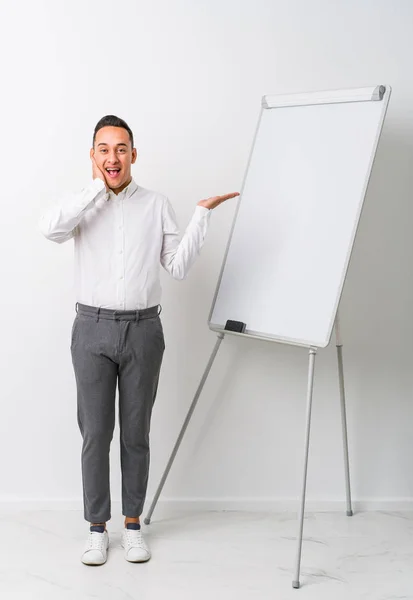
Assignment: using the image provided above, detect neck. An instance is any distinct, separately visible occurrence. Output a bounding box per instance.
[111,177,132,195]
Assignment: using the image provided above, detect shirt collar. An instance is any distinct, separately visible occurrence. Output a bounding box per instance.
[107,178,138,200]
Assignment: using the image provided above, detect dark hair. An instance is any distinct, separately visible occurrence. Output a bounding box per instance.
[93,115,134,147]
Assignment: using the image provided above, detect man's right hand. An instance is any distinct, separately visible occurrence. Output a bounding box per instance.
[91,156,109,191]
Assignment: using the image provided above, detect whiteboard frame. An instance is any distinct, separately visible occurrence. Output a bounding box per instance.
[208,85,392,348]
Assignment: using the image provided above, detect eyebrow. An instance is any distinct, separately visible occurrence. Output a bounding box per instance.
[97,142,129,147]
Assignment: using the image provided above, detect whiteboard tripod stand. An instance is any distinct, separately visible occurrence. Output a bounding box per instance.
[144,310,352,589]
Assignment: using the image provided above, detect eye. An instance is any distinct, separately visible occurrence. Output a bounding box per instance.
[100,149,108,153]
[118,149,126,153]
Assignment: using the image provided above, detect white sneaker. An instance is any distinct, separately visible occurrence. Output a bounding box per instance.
[121,524,151,562]
[81,527,109,565]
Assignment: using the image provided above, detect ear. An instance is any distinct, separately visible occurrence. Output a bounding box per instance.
[131,148,138,164]
[90,148,95,160]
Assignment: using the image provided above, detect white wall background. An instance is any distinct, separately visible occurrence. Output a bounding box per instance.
[0,0,412,512]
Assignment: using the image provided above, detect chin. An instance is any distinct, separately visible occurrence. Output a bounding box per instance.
[108,179,123,189]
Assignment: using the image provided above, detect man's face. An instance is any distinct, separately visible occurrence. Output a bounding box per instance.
[90,126,137,192]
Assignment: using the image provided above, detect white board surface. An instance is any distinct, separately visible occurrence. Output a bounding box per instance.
[209,86,391,348]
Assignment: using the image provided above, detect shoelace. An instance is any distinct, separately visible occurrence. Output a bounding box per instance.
[125,529,146,549]
[87,531,106,551]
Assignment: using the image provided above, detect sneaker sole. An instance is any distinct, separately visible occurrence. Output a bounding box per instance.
[124,555,151,563]
[81,542,109,566]
[121,541,151,563]
[81,558,107,566]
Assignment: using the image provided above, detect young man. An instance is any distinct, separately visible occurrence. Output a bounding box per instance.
[39,115,238,566]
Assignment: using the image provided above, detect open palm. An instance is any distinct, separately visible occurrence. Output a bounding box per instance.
[197,192,239,210]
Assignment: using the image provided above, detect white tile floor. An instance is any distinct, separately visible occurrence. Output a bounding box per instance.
[0,509,412,599]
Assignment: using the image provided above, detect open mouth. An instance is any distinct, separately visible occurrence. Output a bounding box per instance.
[106,168,121,179]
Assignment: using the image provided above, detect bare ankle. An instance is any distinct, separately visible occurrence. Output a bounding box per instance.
[124,516,140,526]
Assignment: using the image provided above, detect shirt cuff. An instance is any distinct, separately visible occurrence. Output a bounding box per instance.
[194,205,212,218]
[91,178,106,192]
[90,178,108,202]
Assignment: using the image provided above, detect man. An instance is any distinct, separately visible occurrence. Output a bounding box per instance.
[39,115,239,566]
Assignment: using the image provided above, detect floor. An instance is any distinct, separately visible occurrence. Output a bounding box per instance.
[0,509,411,599]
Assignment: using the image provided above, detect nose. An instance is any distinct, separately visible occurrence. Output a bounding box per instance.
[106,151,119,164]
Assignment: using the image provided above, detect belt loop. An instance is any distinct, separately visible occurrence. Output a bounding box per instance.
[75,302,79,314]
[157,305,162,316]
[96,307,100,323]
[135,309,140,322]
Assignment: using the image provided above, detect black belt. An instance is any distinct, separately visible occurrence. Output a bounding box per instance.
[76,303,161,322]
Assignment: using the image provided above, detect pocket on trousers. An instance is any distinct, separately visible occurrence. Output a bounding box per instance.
[158,317,165,351]
[146,315,165,351]
[70,315,79,348]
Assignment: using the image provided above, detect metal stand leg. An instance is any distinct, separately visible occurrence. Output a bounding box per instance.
[335,315,353,517]
[144,333,225,525]
[292,347,317,590]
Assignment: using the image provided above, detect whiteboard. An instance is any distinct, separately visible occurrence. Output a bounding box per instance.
[209,86,391,348]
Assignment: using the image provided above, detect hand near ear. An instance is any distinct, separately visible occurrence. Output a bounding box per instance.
[91,156,109,191]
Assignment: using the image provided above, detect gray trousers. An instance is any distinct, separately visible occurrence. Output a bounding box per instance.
[70,303,165,523]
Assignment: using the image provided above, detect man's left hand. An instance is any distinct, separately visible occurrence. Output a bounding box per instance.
[197,192,240,210]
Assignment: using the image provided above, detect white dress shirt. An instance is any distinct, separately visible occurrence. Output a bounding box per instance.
[39,178,211,310]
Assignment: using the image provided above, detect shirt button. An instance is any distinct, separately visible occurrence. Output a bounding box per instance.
[119,249,123,254]
[120,275,124,280]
